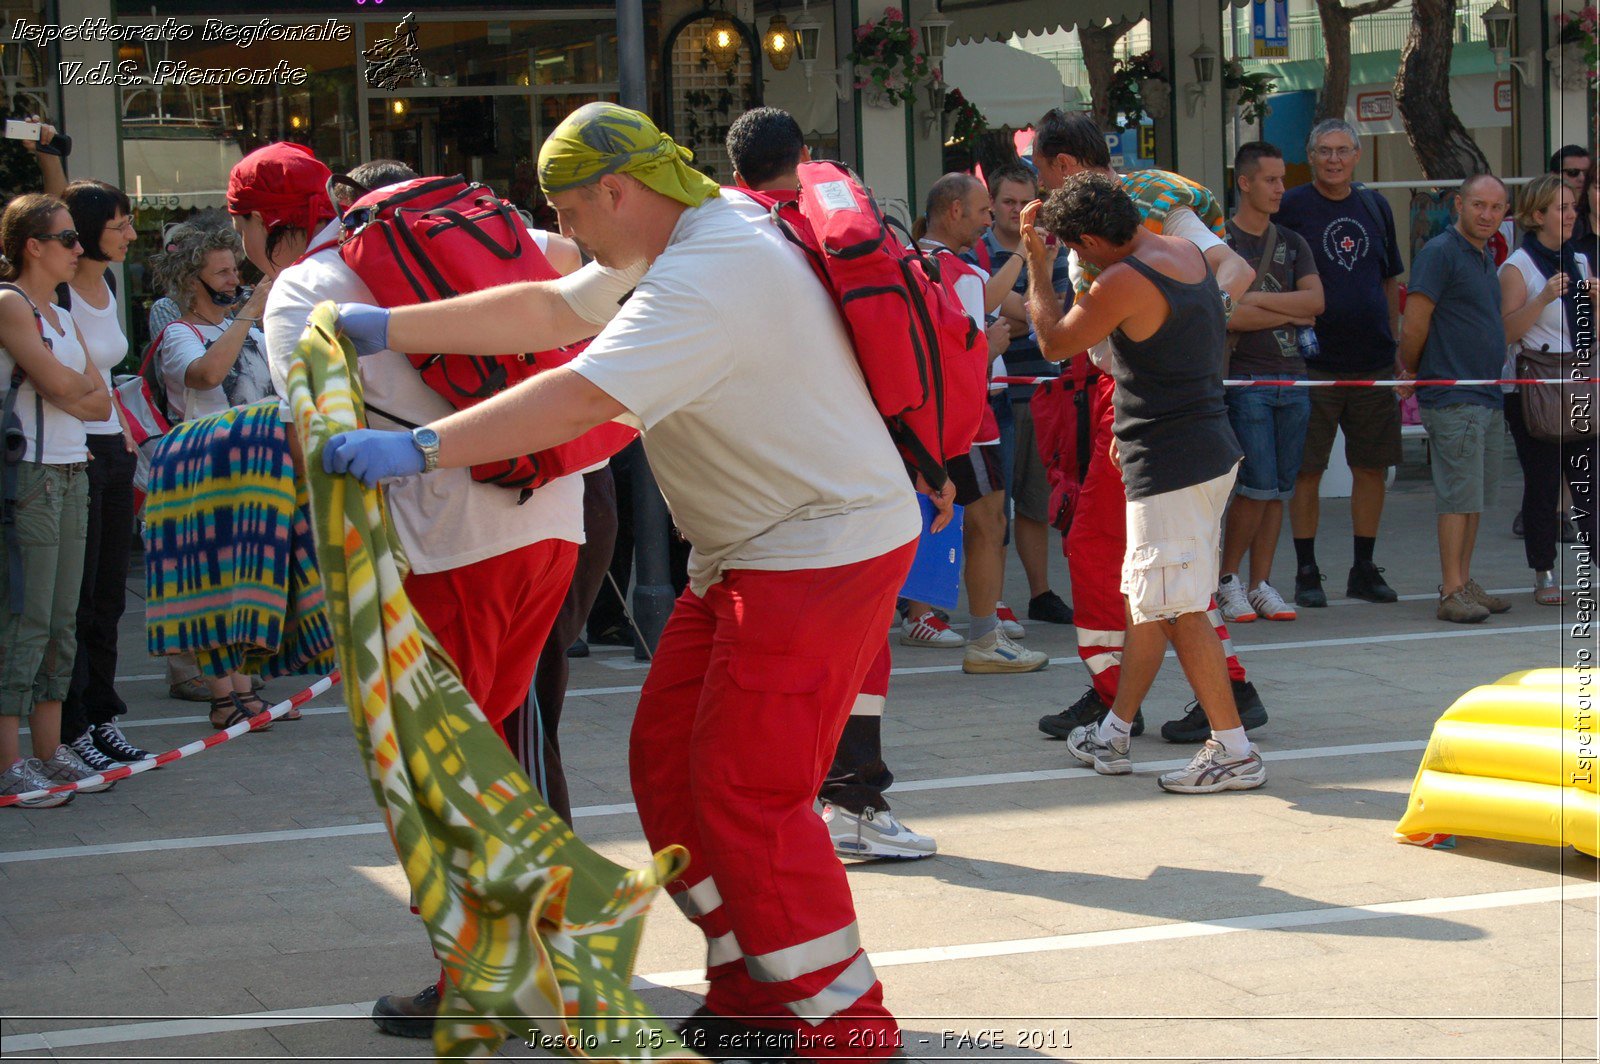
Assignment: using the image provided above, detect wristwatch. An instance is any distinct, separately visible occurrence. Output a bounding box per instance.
[410,426,441,474]
[1219,289,1235,320]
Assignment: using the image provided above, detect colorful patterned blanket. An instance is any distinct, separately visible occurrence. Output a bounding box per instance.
[286,303,696,1061]
[144,400,335,678]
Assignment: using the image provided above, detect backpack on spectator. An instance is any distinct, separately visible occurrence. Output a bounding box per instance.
[1027,351,1100,534]
[740,162,988,492]
[334,175,637,500]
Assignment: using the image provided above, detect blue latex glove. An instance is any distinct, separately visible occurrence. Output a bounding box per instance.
[335,302,391,357]
[322,429,424,487]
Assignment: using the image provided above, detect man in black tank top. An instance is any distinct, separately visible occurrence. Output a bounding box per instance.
[1020,173,1265,795]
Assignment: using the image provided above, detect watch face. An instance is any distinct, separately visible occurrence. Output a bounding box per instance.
[414,427,440,448]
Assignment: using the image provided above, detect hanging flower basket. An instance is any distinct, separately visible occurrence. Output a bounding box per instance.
[1222,59,1276,125]
[847,6,935,108]
[1138,77,1171,120]
[1550,9,1598,89]
[1106,52,1169,125]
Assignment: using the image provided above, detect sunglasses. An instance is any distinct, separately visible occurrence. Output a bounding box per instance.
[1563,168,1589,179]
[35,229,81,248]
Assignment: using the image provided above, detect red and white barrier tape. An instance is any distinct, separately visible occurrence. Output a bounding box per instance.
[993,375,1598,388]
[0,671,341,808]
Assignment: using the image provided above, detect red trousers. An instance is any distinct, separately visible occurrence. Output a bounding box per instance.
[405,538,578,742]
[630,542,916,1060]
[1066,374,1246,703]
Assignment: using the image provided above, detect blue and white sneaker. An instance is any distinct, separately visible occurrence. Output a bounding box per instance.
[961,630,1048,674]
[1065,724,1132,775]
[821,801,937,860]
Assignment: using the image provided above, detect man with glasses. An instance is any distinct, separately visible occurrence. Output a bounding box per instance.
[1273,119,1405,610]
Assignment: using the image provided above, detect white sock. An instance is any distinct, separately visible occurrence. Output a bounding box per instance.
[1096,712,1134,747]
[1212,726,1250,760]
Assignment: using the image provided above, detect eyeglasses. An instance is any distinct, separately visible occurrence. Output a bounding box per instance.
[1563,168,1589,179]
[1313,146,1357,160]
[36,229,81,248]
[112,219,137,234]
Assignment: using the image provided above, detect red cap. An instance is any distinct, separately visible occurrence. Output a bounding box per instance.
[227,142,335,234]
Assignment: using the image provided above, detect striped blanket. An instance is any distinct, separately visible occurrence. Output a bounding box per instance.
[286,303,696,1061]
[144,401,335,678]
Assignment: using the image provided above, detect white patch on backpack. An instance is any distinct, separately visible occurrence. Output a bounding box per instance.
[814,180,859,214]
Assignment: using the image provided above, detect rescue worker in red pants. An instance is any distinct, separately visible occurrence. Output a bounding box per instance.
[1026,109,1271,743]
[322,103,927,1060]
[260,157,586,1039]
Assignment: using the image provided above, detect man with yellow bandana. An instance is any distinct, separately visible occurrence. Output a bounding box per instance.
[324,102,921,1061]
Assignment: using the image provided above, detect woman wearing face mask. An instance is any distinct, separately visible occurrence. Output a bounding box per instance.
[0,195,115,806]
[154,225,273,421]
[50,180,156,772]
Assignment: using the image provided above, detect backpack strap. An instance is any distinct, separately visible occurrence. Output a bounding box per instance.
[139,320,209,421]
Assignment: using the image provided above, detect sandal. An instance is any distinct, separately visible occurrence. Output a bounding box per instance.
[1534,571,1565,606]
[241,689,297,721]
[209,694,273,732]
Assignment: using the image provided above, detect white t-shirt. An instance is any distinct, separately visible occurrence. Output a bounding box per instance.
[263,220,582,575]
[159,319,274,422]
[564,193,921,595]
[62,280,127,436]
[0,306,90,464]
[1501,247,1591,354]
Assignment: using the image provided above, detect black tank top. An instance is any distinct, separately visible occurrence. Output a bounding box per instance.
[1106,253,1242,500]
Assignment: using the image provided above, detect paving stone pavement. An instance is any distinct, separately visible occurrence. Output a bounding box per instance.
[2,447,1596,1061]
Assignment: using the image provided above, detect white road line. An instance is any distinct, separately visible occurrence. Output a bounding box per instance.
[7,882,1594,1053]
[0,741,1426,865]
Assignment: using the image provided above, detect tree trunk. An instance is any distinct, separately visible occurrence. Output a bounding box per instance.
[1079,18,1137,132]
[1394,0,1491,179]
[1314,0,1403,123]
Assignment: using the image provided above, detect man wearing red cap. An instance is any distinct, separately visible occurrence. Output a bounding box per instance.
[252,150,588,1040]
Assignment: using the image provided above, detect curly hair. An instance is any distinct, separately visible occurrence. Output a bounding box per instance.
[147,210,242,307]
[1037,171,1141,247]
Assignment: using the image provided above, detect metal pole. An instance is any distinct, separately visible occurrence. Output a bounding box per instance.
[614,0,675,659]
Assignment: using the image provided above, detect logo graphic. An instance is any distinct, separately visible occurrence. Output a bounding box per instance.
[1322,218,1369,272]
[362,12,424,89]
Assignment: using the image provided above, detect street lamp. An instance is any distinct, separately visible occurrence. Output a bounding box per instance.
[1481,2,1533,86]
[763,9,796,72]
[792,0,849,99]
[705,7,741,72]
[1185,42,1217,116]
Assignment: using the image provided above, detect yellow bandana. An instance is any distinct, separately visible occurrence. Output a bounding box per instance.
[537,102,720,208]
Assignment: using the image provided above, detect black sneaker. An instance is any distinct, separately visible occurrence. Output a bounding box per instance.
[588,622,633,647]
[1347,560,1398,603]
[1026,590,1075,625]
[676,1006,796,1062]
[69,732,119,773]
[1039,688,1141,739]
[371,982,439,1039]
[1293,565,1327,608]
[567,638,590,658]
[91,720,151,762]
[1160,679,1270,743]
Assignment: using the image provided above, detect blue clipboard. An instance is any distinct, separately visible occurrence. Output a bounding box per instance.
[899,495,964,610]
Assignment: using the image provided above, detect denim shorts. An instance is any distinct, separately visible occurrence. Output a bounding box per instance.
[1419,402,1504,514]
[1224,375,1312,501]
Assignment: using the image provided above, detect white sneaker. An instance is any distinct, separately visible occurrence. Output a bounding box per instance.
[1216,573,1257,623]
[40,745,115,794]
[1065,724,1133,775]
[900,610,964,648]
[1247,581,1296,621]
[962,629,1049,674]
[0,758,74,808]
[1158,739,1266,794]
[994,602,1026,639]
[821,802,937,859]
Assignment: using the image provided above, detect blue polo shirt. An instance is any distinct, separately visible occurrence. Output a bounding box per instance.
[1407,226,1506,410]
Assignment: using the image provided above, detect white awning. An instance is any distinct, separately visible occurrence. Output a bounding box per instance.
[122,135,245,210]
[946,0,1251,45]
[942,40,1084,128]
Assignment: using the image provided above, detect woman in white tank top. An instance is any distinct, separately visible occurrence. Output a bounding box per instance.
[1498,175,1594,605]
[0,194,115,807]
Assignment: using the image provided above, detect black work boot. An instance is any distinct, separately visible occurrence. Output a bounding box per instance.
[1160,679,1270,743]
[371,982,439,1039]
[1038,688,1142,739]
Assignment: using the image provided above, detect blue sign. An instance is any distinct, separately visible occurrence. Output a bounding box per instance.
[1252,0,1288,58]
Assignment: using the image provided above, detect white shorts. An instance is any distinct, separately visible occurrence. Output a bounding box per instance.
[1120,465,1239,625]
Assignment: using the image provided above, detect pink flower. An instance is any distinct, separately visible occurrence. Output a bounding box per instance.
[856,23,872,40]
[908,27,920,47]
[883,6,903,22]
[855,78,871,89]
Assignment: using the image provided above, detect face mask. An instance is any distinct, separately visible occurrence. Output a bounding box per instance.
[200,278,243,307]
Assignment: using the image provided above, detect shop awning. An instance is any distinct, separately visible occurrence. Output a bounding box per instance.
[942,39,1084,127]
[946,0,1252,45]
[122,133,245,210]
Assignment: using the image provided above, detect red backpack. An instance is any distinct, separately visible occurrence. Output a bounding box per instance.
[1028,352,1101,534]
[335,176,637,499]
[740,162,987,491]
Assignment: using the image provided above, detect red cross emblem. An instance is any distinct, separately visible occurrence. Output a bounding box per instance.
[1338,236,1357,253]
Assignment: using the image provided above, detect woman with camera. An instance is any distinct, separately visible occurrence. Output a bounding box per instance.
[0,194,116,806]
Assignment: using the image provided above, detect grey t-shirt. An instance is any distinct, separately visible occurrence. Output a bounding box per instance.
[1407,227,1506,410]
[1224,220,1318,375]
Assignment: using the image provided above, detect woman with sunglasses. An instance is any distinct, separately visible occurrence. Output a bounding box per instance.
[51,180,156,774]
[0,194,116,807]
